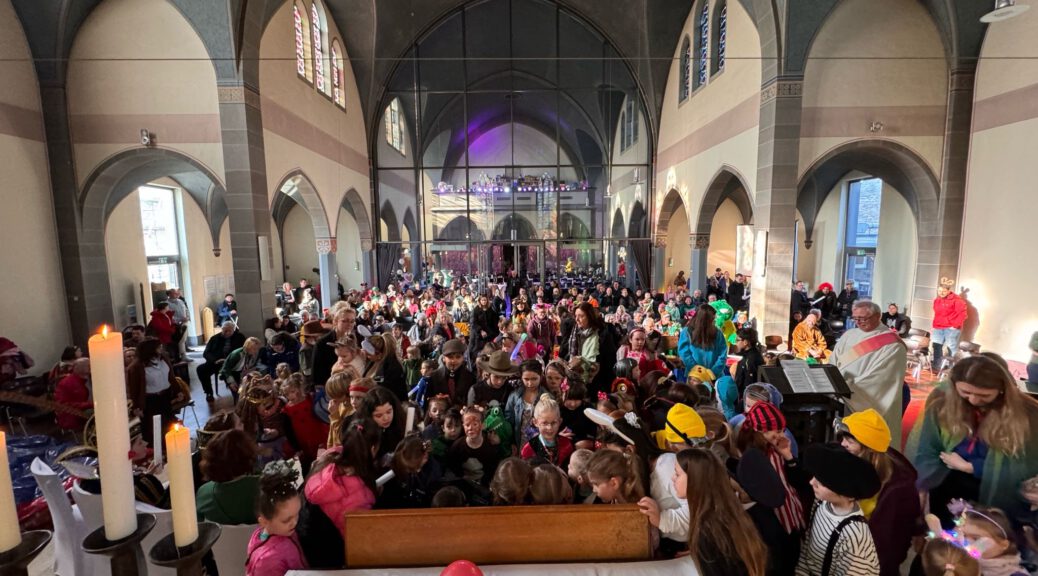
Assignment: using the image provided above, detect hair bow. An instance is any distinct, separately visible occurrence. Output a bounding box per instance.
[560,378,570,393]
[597,391,608,402]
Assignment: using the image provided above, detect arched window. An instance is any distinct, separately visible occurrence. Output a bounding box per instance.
[711,0,727,75]
[293,1,313,82]
[679,35,691,102]
[619,110,627,153]
[331,39,346,109]
[311,0,330,95]
[693,1,709,90]
[385,99,405,155]
[620,99,638,152]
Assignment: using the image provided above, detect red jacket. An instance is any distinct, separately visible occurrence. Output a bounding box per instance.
[932,293,967,330]
[54,373,92,430]
[148,310,176,344]
[282,395,329,460]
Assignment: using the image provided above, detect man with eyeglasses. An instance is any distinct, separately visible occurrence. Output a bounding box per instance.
[830,300,908,441]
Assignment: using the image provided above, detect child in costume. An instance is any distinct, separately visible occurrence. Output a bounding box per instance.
[246,461,306,576]
[586,449,645,504]
[795,444,881,576]
[520,393,574,468]
[279,373,328,472]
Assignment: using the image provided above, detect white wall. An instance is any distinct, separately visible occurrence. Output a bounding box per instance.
[282,204,319,282]
[0,0,70,368]
[335,207,365,289]
[959,7,1038,361]
[707,199,742,274]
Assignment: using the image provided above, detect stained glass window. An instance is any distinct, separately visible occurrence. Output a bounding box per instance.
[312,1,329,95]
[696,1,709,88]
[385,99,405,154]
[715,1,727,74]
[621,99,638,152]
[293,2,312,82]
[679,36,691,102]
[331,40,345,109]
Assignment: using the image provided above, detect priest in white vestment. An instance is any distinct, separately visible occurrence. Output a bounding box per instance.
[830,300,908,442]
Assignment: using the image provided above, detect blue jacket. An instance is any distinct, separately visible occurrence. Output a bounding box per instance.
[504,386,549,452]
[677,328,728,377]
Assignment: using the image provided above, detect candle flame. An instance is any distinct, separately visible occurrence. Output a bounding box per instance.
[101,324,109,338]
[173,423,182,432]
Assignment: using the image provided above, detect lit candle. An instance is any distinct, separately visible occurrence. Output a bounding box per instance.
[165,424,198,547]
[0,431,21,553]
[87,325,137,540]
[152,414,162,466]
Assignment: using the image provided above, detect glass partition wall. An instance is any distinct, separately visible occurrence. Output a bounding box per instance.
[374,0,652,289]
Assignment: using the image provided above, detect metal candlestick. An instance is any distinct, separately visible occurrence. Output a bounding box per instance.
[0,531,52,576]
[148,521,222,576]
[82,513,156,576]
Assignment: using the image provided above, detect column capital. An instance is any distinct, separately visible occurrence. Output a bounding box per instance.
[691,234,710,250]
[316,237,338,255]
[760,77,804,104]
[217,84,261,109]
[653,235,667,248]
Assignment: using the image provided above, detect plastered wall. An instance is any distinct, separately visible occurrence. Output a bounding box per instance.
[67,0,224,187]
[799,0,947,179]
[0,0,71,368]
[959,9,1038,362]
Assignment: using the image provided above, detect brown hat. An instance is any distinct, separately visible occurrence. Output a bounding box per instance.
[300,320,328,338]
[442,338,466,356]
[477,350,519,377]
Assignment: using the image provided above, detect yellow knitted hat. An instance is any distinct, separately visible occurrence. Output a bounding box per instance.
[687,365,716,383]
[842,409,891,453]
[664,404,707,445]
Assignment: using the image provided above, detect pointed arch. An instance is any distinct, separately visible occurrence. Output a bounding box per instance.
[270,170,331,240]
[493,213,536,241]
[694,165,754,237]
[437,216,485,242]
[339,188,373,250]
[656,188,688,237]
[611,208,626,239]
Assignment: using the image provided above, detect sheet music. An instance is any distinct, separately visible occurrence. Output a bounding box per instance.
[780,359,815,393]
[779,359,836,393]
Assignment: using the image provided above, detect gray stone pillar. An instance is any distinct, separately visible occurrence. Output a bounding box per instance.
[218,84,275,336]
[362,239,375,287]
[317,238,338,308]
[689,234,710,295]
[912,66,975,329]
[752,78,804,341]
[652,236,667,290]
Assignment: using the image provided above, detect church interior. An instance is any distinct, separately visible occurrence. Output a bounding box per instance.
[2,0,1038,574]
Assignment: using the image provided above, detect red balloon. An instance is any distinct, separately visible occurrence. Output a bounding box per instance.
[440,560,484,576]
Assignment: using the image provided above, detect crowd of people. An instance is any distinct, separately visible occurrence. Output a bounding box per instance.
[20,265,1038,576]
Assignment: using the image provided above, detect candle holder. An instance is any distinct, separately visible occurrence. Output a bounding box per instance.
[82,513,156,576]
[0,530,52,576]
[148,522,221,576]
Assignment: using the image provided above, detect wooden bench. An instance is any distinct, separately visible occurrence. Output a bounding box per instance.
[342,505,652,568]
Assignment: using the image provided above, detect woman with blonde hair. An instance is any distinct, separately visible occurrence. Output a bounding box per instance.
[361,333,407,402]
[907,354,1038,527]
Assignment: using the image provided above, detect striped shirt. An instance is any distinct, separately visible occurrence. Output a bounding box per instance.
[768,449,805,534]
[795,502,879,576]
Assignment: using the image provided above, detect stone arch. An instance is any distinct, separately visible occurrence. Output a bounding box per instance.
[270,169,332,239]
[733,0,781,80]
[380,201,401,242]
[493,213,536,241]
[796,138,941,325]
[437,216,486,242]
[656,188,688,237]
[339,188,373,251]
[611,208,626,239]
[76,146,227,330]
[694,165,754,237]
[402,208,418,242]
[628,201,650,288]
[558,212,591,240]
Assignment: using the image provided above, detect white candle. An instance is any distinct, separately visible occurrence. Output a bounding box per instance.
[87,326,137,541]
[152,414,162,466]
[0,431,21,553]
[405,406,416,434]
[165,424,198,547]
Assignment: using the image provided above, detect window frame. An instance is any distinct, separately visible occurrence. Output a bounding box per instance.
[711,0,727,77]
[679,35,691,103]
[293,1,314,83]
[692,0,709,91]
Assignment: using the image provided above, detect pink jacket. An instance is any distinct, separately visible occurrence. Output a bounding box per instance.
[303,463,375,533]
[245,528,306,576]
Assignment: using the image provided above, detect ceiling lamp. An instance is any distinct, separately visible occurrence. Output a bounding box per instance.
[981,0,1029,22]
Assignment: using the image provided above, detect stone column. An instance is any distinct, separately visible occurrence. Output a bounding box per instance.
[912,66,975,329]
[751,77,804,341]
[652,235,667,290]
[316,238,338,308]
[218,84,275,336]
[689,234,710,295]
[362,238,375,287]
